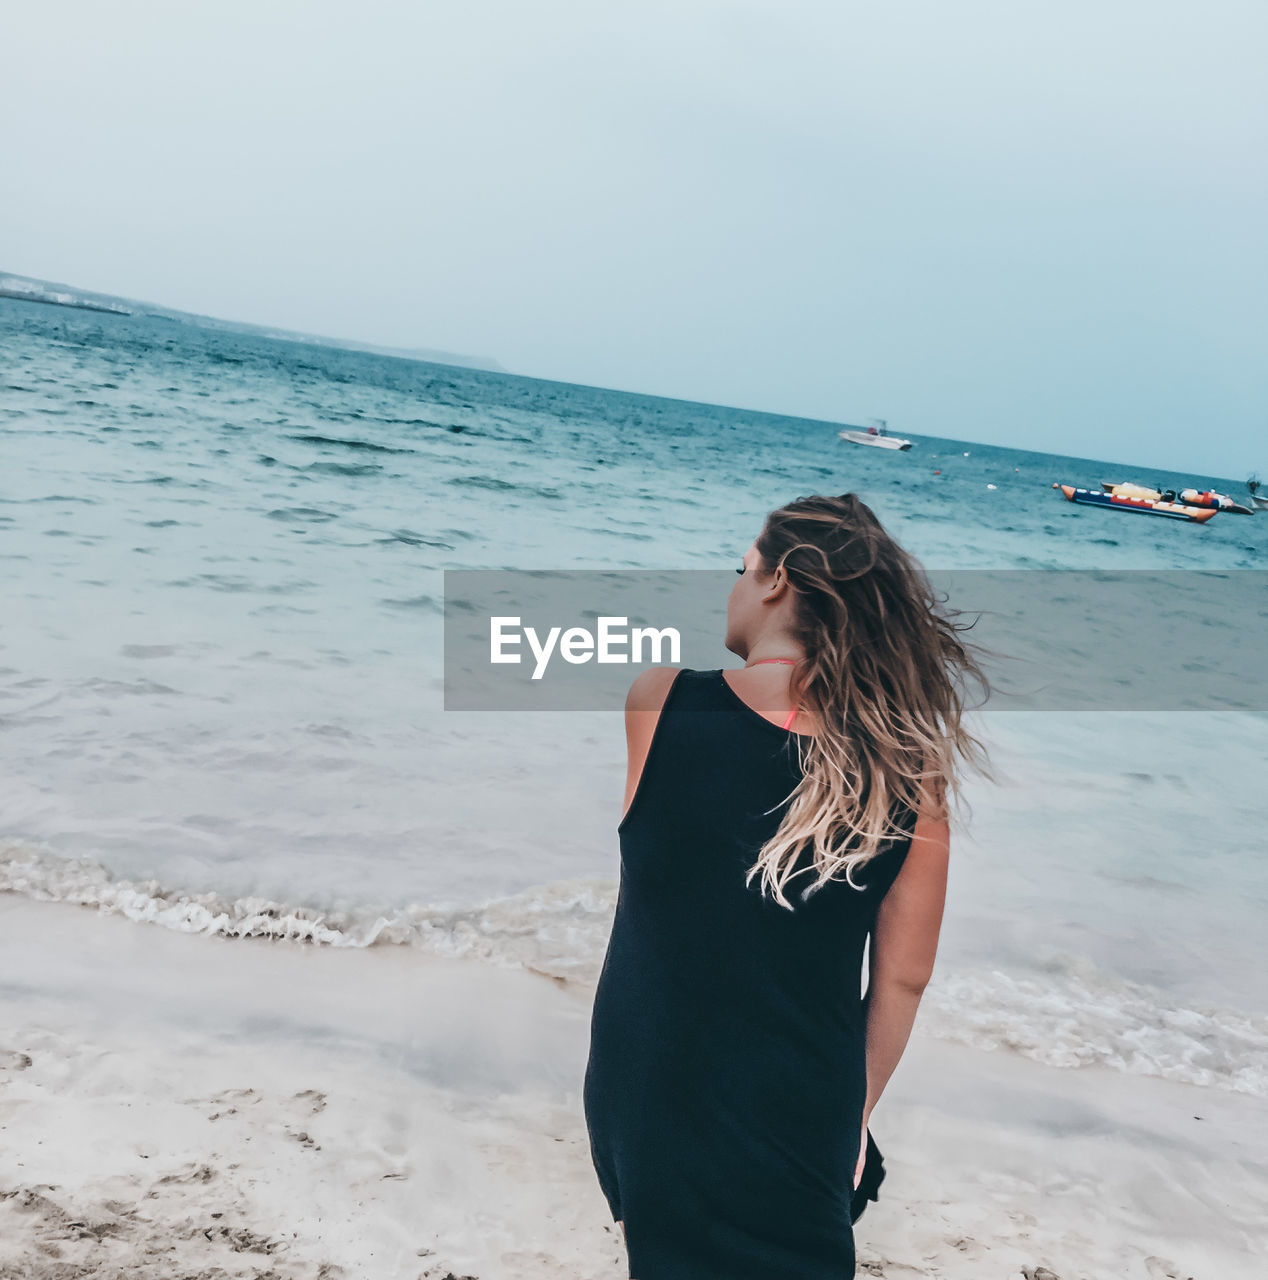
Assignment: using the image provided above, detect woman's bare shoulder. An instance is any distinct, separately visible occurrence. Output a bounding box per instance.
[625,665,686,714]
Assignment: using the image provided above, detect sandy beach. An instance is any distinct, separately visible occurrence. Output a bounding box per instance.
[5,4,1265,1271]
[2,894,1264,1280]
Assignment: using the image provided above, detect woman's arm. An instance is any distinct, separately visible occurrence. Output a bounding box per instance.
[619,666,682,825]
[861,780,950,1126]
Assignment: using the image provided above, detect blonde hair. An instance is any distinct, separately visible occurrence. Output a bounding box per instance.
[746,493,993,909]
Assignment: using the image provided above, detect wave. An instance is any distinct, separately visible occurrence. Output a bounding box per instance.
[918,959,1268,1097]
[284,433,416,454]
[445,473,564,501]
[0,839,616,984]
[3,839,1264,1096]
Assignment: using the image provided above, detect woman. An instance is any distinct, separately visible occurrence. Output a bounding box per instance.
[583,493,991,1279]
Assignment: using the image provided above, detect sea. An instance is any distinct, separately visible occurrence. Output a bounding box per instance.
[2,295,1266,1102]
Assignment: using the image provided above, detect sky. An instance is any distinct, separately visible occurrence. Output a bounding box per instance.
[3,0,1265,478]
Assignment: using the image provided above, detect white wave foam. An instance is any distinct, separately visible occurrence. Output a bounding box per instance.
[4,839,1264,1096]
[0,838,616,984]
[920,958,1268,1097]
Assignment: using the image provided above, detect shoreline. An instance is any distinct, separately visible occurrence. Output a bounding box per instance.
[2,896,1265,1278]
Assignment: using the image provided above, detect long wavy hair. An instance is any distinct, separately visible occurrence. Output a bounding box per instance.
[745,492,994,909]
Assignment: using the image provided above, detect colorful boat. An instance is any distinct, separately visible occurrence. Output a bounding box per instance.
[1099,480,1252,514]
[1054,483,1218,522]
[1100,480,1162,500]
[1179,488,1253,514]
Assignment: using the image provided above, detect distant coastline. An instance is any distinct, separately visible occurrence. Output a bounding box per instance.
[0,271,503,373]
[0,285,131,315]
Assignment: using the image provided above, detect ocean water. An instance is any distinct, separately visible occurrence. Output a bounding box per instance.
[2,297,1266,1099]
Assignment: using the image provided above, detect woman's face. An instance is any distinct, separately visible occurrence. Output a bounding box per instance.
[724,540,768,656]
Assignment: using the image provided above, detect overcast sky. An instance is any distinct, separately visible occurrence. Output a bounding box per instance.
[4,1,1265,478]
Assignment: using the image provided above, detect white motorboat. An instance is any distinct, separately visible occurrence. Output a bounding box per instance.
[837,419,912,451]
[1247,475,1268,511]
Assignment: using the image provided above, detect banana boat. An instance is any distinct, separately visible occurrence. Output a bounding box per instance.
[1054,483,1217,522]
[1099,480,1252,514]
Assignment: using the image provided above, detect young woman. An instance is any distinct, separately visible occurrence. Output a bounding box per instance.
[583,493,991,1279]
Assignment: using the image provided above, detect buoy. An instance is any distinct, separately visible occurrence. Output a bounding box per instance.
[933,469,941,475]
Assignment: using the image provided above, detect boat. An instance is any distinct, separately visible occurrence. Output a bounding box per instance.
[1179,488,1253,514]
[1247,475,1268,511]
[838,419,912,451]
[1100,480,1161,499]
[1055,483,1218,522]
[1099,480,1253,514]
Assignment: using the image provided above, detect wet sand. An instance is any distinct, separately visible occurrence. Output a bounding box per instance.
[1,896,1265,1279]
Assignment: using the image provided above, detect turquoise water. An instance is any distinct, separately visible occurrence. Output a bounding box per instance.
[2,297,1266,1095]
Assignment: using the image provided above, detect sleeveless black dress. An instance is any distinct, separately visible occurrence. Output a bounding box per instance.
[583,668,917,1279]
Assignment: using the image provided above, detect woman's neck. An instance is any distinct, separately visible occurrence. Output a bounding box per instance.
[744,651,803,667]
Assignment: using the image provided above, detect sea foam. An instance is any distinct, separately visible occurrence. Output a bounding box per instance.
[0,838,616,984]
[3,838,1264,1097]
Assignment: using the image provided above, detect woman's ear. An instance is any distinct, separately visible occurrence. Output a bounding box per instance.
[764,566,790,603]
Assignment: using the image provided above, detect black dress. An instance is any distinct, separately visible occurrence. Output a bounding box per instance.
[583,668,917,1279]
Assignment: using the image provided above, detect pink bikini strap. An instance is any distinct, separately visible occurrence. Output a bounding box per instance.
[748,659,801,732]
